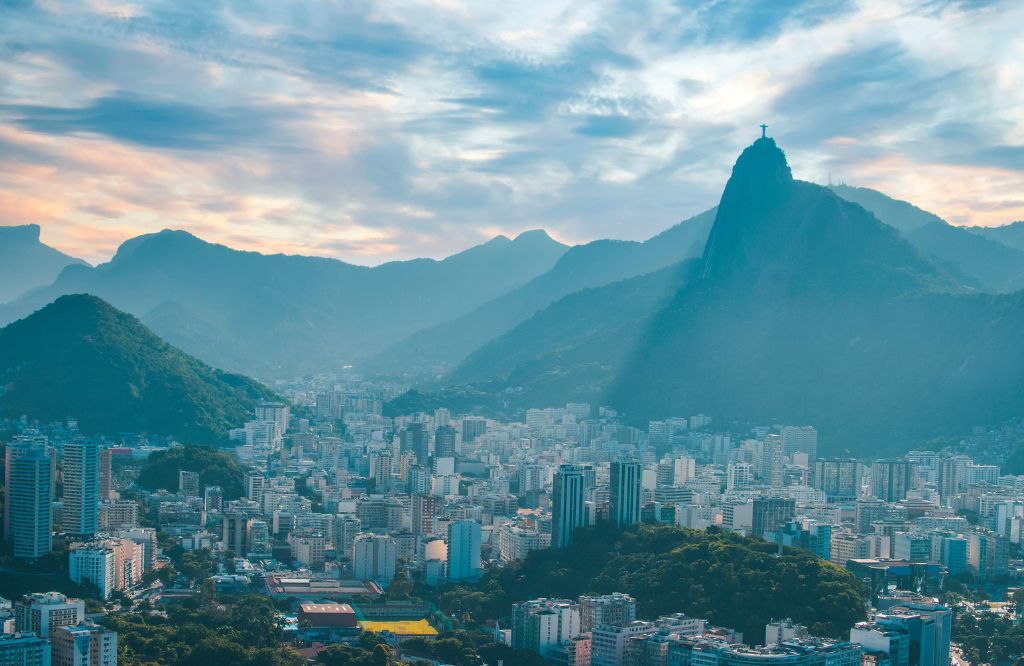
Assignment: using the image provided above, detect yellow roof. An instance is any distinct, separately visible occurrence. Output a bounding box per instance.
[358,619,438,636]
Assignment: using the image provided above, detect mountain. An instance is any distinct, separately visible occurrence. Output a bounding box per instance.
[830,186,1024,292]
[827,184,944,232]
[0,229,568,377]
[0,294,274,442]
[904,222,1024,292]
[366,208,715,378]
[442,139,1024,454]
[0,224,86,304]
[968,221,1024,252]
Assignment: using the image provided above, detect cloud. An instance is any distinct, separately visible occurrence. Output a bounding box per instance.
[2,93,293,150]
[0,0,1021,265]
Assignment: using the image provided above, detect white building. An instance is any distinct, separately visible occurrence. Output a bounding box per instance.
[14,592,85,637]
[352,534,397,587]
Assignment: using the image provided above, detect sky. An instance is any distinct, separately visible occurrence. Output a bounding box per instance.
[1,0,1022,265]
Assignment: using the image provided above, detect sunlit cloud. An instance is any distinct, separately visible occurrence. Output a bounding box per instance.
[0,0,1021,266]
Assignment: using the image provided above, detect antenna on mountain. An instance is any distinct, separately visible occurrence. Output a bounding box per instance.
[828,171,832,186]
[760,123,768,139]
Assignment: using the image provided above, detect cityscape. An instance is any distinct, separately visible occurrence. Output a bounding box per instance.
[2,1,1024,666]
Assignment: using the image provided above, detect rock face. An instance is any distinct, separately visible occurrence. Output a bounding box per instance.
[0,224,86,304]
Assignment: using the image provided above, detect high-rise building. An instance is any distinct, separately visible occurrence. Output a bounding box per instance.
[222,513,250,557]
[4,435,51,541]
[178,470,200,498]
[609,461,641,528]
[69,544,118,600]
[752,497,796,539]
[579,593,637,633]
[203,486,223,513]
[813,459,863,501]
[244,473,265,503]
[254,401,290,434]
[14,592,85,637]
[511,599,581,655]
[461,417,487,443]
[334,514,361,559]
[412,494,437,538]
[762,435,785,487]
[288,530,326,572]
[352,534,398,587]
[0,633,50,665]
[63,440,100,537]
[552,465,586,549]
[935,460,960,505]
[782,426,818,461]
[447,519,482,581]
[401,422,430,465]
[52,621,118,666]
[872,461,919,502]
[435,425,457,459]
[9,440,54,559]
[98,448,113,502]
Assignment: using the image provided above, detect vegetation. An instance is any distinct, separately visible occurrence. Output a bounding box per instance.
[0,294,273,443]
[401,630,546,666]
[437,523,867,643]
[103,596,303,665]
[136,444,247,499]
[953,611,1024,665]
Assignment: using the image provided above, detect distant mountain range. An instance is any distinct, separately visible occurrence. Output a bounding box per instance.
[1,161,1022,402]
[0,228,568,377]
[366,208,716,378]
[432,139,1024,454]
[0,294,273,442]
[0,224,86,304]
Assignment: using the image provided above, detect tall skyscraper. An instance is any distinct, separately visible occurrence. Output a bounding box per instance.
[447,519,482,580]
[609,460,641,527]
[98,447,113,502]
[762,435,785,487]
[812,459,864,500]
[204,485,223,513]
[872,460,919,502]
[782,426,818,461]
[178,470,200,498]
[9,440,53,559]
[401,422,430,465]
[551,464,586,548]
[461,416,487,443]
[752,497,795,539]
[4,434,49,543]
[435,425,457,459]
[63,440,100,538]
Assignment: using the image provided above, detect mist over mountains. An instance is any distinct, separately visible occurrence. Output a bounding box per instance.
[0,227,568,376]
[443,139,1024,453]
[0,224,86,304]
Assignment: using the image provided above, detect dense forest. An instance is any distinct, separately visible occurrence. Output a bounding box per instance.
[437,523,868,643]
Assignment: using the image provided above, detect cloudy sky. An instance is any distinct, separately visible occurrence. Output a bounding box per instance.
[1,0,1022,265]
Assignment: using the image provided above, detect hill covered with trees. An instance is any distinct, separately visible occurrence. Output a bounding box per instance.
[437,523,867,643]
[0,294,273,443]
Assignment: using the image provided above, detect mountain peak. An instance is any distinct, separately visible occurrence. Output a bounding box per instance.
[727,137,793,191]
[0,223,42,242]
